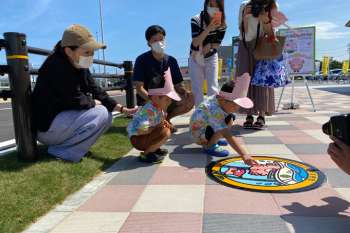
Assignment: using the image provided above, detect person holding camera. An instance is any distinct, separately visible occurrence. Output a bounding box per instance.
[189,0,227,107]
[328,136,350,175]
[324,116,350,175]
[237,0,278,129]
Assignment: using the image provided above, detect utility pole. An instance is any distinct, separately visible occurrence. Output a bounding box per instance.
[98,0,106,73]
[95,31,101,74]
[98,0,107,87]
[345,22,350,64]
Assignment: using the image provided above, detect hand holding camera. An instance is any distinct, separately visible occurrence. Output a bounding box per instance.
[323,114,350,175]
[328,136,350,175]
[258,10,270,24]
[248,0,272,18]
[322,114,350,146]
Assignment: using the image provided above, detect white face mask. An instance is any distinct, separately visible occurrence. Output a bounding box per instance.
[77,56,94,69]
[151,41,166,54]
[207,7,220,17]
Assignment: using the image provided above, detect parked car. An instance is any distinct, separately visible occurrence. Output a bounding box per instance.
[329,69,343,80]
[301,71,322,82]
[311,71,323,81]
[0,76,10,90]
[334,69,350,83]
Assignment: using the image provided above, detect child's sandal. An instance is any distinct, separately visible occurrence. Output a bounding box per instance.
[243,115,254,129]
[253,116,266,130]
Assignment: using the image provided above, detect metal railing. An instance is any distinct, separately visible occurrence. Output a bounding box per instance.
[0,32,135,161]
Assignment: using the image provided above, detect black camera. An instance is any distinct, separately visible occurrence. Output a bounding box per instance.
[250,2,264,17]
[322,114,350,145]
[249,0,271,18]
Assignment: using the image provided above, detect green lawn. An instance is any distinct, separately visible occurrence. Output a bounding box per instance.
[0,117,132,233]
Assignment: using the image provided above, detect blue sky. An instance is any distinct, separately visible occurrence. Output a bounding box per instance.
[0,0,350,68]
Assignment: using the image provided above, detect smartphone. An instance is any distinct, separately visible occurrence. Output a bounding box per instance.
[213,12,222,24]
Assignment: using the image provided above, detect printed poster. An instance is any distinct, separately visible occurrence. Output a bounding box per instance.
[278,27,316,75]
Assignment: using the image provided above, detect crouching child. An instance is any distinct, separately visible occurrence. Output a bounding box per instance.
[127,68,181,163]
[190,74,257,165]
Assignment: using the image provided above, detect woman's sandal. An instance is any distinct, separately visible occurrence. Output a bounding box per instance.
[253,116,266,130]
[243,115,254,129]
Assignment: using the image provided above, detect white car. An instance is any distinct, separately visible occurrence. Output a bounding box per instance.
[329,69,343,80]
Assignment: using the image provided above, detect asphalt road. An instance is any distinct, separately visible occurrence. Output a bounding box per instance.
[315,87,350,96]
[0,102,14,142]
[0,94,131,144]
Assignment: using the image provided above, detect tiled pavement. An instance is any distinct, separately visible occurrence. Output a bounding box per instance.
[0,99,10,104]
[24,87,350,233]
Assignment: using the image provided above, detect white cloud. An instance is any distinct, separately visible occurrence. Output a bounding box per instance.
[0,0,52,28]
[310,21,350,40]
[27,0,52,22]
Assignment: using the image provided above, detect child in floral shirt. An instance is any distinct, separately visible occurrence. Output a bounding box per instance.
[190,73,256,165]
[127,68,180,163]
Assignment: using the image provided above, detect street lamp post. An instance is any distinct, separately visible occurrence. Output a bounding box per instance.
[98,0,107,87]
[95,31,101,74]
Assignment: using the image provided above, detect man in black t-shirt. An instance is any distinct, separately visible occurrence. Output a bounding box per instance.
[133,25,194,129]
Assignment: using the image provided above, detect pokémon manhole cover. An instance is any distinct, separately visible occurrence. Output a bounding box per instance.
[206,156,325,193]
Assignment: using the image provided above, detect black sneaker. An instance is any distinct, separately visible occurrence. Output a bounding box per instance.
[168,122,178,133]
[155,148,168,156]
[139,152,164,164]
[85,151,93,157]
[170,126,178,133]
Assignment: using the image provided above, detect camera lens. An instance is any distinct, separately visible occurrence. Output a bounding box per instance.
[322,122,331,136]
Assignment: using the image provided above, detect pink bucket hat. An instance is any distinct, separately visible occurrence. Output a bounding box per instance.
[148,67,181,101]
[219,73,254,109]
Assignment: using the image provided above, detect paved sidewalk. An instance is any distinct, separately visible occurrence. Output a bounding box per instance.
[24,87,350,233]
[0,98,10,104]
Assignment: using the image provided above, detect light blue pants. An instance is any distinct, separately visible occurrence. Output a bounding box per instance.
[37,105,113,162]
